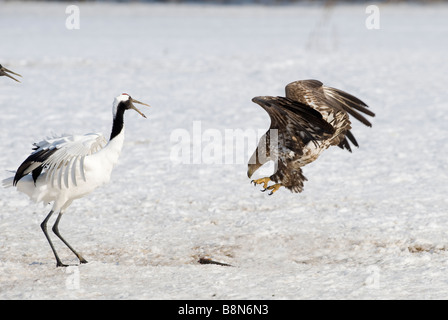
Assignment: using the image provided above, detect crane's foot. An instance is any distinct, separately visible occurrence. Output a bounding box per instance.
[262,183,282,195]
[56,260,69,268]
[251,177,271,189]
[56,258,87,267]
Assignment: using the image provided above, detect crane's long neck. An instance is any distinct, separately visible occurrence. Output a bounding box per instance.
[102,103,128,167]
[110,104,126,141]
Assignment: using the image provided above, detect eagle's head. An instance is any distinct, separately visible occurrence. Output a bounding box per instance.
[251,96,277,108]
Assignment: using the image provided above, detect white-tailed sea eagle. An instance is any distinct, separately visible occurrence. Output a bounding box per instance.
[248,79,375,195]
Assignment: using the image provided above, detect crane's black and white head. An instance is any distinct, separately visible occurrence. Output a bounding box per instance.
[110,93,151,140]
[0,64,22,82]
[112,93,151,119]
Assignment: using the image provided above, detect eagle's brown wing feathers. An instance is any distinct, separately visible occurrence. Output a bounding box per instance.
[254,96,335,149]
[285,79,374,127]
[285,80,375,152]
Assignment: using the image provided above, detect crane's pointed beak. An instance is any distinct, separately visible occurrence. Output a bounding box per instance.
[130,98,151,118]
[0,66,22,83]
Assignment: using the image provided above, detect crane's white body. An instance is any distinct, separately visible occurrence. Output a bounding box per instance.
[3,129,125,212]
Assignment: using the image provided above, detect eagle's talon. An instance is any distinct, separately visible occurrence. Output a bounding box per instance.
[265,183,282,195]
[251,177,271,189]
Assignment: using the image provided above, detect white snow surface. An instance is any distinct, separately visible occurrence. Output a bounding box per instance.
[1,1,448,300]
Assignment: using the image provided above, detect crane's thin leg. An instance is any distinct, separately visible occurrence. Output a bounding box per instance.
[52,212,88,264]
[41,210,67,267]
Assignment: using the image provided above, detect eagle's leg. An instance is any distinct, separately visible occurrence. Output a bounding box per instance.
[265,183,282,195]
[251,177,271,189]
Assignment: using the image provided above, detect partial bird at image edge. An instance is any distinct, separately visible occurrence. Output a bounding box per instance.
[0,64,22,82]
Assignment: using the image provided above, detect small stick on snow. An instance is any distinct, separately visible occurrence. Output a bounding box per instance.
[198,257,233,267]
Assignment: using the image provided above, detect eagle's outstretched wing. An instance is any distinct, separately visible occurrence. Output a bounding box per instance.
[248,96,335,184]
[13,133,107,189]
[285,79,374,126]
[285,79,375,151]
[252,96,335,151]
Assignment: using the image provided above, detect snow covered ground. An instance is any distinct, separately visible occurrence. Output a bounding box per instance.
[0,1,447,300]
